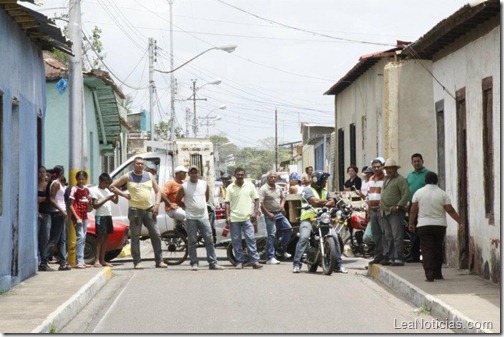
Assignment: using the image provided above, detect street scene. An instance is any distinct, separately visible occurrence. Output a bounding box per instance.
[0,0,500,335]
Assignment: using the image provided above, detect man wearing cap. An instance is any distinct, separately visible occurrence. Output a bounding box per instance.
[380,158,410,266]
[110,157,167,269]
[175,166,224,270]
[161,165,188,221]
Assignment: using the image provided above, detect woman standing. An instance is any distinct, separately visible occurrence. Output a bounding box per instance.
[37,166,51,269]
[408,172,463,282]
[39,165,72,271]
[343,165,362,191]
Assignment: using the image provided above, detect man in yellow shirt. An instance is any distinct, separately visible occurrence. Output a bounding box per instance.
[225,167,263,269]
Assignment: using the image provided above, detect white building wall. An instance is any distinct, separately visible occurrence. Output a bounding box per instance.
[432,25,500,282]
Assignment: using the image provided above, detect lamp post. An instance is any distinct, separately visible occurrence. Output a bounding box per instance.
[201,104,226,137]
[154,44,236,141]
[188,79,222,137]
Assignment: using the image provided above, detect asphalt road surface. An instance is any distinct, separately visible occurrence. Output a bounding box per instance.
[62,242,453,334]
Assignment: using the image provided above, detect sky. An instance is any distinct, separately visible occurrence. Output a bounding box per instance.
[30,0,469,148]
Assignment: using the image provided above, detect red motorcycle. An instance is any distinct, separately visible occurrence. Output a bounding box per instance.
[341,206,374,257]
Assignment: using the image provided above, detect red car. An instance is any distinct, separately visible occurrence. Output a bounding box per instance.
[85,214,129,265]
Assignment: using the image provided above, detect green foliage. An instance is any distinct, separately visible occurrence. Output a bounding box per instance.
[83,26,105,71]
[154,121,183,141]
[416,304,432,315]
[49,324,58,333]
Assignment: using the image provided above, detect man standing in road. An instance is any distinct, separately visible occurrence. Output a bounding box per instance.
[216,173,232,206]
[175,165,224,271]
[292,171,347,274]
[110,157,167,269]
[368,158,388,266]
[225,167,263,269]
[259,170,293,265]
[406,153,429,263]
[380,159,410,266]
[162,166,188,221]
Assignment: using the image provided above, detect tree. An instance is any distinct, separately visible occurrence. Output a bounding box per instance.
[154,120,183,141]
[82,26,105,71]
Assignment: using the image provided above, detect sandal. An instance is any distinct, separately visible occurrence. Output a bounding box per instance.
[102,262,113,267]
[58,264,72,271]
[74,264,87,269]
[93,263,102,268]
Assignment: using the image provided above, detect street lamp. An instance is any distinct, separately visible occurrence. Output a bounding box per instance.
[155,45,237,74]
[154,43,236,141]
[201,104,226,137]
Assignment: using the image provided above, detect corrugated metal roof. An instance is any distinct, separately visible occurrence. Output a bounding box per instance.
[0,1,72,54]
[324,43,407,96]
[403,0,500,60]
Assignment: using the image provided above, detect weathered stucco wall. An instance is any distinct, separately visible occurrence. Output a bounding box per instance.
[0,9,45,291]
[433,24,500,283]
[383,60,437,172]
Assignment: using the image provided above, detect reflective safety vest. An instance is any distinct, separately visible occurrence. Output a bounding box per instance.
[300,186,327,221]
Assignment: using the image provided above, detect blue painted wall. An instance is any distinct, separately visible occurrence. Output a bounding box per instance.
[0,9,46,291]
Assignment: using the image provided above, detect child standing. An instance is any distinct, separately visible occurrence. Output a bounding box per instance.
[69,171,93,269]
[90,173,118,267]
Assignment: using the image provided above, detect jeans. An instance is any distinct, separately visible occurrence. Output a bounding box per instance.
[186,218,218,267]
[382,211,405,262]
[370,208,387,260]
[42,213,67,267]
[38,213,51,264]
[264,212,293,260]
[230,219,260,264]
[75,219,88,265]
[128,207,164,265]
[293,220,343,268]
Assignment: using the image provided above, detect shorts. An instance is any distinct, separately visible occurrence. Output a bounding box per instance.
[95,216,114,235]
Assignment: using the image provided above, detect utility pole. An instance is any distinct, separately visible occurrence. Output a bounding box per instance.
[68,0,86,265]
[168,0,176,141]
[148,37,156,140]
[189,79,207,137]
[185,107,191,137]
[275,107,278,171]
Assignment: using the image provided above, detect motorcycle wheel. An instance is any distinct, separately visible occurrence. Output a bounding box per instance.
[321,238,337,275]
[161,230,188,265]
[403,230,413,258]
[226,237,267,266]
[342,236,353,258]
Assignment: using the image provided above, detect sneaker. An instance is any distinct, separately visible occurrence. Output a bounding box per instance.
[235,263,243,269]
[58,264,72,271]
[266,257,280,265]
[39,264,54,272]
[252,262,263,269]
[335,266,348,274]
[134,263,143,270]
[368,257,382,265]
[379,259,391,266]
[283,252,292,259]
[209,264,225,270]
[191,264,199,271]
[292,266,301,273]
[156,262,168,268]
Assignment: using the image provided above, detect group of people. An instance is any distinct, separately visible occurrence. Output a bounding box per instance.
[348,154,463,282]
[37,165,118,272]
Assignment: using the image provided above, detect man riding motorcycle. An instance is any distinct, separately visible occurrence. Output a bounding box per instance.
[292,171,348,274]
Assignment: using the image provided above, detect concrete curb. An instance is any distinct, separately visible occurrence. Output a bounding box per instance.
[367,264,494,333]
[31,267,112,333]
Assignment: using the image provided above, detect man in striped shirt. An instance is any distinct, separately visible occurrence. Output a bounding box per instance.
[367,158,388,265]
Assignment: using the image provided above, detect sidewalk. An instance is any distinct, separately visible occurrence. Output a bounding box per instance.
[0,252,500,333]
[367,263,501,333]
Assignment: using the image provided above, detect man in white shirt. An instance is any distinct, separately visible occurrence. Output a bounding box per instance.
[175,165,224,271]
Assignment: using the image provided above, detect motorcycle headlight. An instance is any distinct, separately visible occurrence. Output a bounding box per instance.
[336,210,342,219]
[319,212,331,224]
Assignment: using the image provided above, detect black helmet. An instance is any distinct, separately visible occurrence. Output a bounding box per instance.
[219,173,232,181]
[312,170,330,188]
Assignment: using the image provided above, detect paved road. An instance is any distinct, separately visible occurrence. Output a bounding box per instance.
[62,244,453,334]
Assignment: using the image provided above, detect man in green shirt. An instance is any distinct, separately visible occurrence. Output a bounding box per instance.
[406,153,429,263]
[225,167,263,269]
[380,159,410,266]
